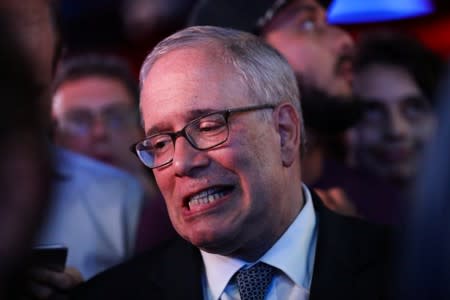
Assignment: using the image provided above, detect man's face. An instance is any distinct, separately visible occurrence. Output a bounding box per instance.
[52,76,143,173]
[262,0,354,97]
[353,64,436,186]
[140,47,293,259]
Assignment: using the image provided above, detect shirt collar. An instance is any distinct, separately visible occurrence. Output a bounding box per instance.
[201,184,317,300]
[261,184,317,288]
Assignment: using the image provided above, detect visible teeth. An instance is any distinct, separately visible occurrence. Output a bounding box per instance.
[188,188,226,209]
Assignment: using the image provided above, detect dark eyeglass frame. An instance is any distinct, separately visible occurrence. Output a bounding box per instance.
[130,104,275,169]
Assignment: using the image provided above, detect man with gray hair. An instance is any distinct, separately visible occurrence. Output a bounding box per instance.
[69,26,393,300]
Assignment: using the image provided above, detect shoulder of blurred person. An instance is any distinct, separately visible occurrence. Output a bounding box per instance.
[394,63,450,299]
[51,145,141,180]
[36,146,145,279]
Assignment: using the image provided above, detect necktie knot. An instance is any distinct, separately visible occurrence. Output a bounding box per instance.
[236,262,274,300]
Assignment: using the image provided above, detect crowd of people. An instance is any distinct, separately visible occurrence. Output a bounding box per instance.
[0,0,448,299]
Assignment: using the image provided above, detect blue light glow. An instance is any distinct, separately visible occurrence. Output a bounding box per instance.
[327,0,434,24]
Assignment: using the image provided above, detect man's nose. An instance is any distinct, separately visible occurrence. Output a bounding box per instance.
[386,110,409,139]
[172,137,209,177]
[324,25,354,56]
[91,116,109,139]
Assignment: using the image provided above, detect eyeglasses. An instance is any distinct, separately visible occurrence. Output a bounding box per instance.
[131,104,275,169]
[57,105,137,137]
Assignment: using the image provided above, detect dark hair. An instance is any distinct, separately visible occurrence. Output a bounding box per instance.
[354,31,444,104]
[52,54,139,104]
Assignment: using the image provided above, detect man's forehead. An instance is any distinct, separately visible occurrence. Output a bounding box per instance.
[141,48,243,101]
[149,45,222,71]
[282,0,323,12]
[264,0,325,31]
[140,57,250,134]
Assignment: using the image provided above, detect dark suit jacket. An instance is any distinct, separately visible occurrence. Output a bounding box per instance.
[68,192,394,300]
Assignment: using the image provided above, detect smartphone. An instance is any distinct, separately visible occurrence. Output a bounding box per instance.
[31,244,68,272]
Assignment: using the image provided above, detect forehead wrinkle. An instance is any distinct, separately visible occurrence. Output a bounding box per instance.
[142,46,248,102]
[355,65,422,104]
[140,47,250,135]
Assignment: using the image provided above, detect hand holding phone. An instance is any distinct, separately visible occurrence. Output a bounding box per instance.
[27,245,83,299]
[31,244,68,272]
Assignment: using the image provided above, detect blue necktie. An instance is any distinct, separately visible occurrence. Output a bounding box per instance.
[236,262,274,300]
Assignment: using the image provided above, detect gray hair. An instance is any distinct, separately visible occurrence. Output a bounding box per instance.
[139,25,306,153]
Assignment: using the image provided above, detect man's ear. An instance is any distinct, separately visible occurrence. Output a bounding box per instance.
[274,102,300,167]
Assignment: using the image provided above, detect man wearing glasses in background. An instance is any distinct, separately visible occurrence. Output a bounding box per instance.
[50,54,161,202]
[50,53,175,253]
[68,26,394,300]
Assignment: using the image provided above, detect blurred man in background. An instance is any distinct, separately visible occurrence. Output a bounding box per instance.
[51,54,156,196]
[190,0,402,224]
[51,53,176,252]
[352,31,443,194]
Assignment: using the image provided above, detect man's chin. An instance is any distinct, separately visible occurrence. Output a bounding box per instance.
[386,167,415,187]
[184,227,238,255]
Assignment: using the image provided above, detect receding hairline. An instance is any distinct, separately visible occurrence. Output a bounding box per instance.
[140,41,254,97]
[141,38,244,85]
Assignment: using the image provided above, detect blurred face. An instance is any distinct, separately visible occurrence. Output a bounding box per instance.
[0,0,54,284]
[52,76,143,173]
[353,64,436,186]
[262,0,354,97]
[140,47,299,260]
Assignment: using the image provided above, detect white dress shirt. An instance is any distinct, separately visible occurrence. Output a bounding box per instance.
[201,184,318,300]
[36,147,144,279]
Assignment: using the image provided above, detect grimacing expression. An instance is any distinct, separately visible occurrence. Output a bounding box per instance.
[140,47,300,259]
[262,0,354,97]
[52,76,143,172]
[353,64,436,186]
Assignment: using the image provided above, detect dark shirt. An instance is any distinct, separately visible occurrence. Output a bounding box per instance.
[312,159,405,225]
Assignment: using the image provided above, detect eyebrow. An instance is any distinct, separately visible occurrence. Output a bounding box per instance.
[281,3,318,20]
[145,107,222,136]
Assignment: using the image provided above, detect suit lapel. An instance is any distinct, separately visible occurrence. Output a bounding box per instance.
[309,191,389,299]
[138,238,204,300]
[133,192,390,300]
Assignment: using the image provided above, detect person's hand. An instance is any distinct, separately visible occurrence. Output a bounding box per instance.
[25,266,84,299]
[315,187,360,218]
